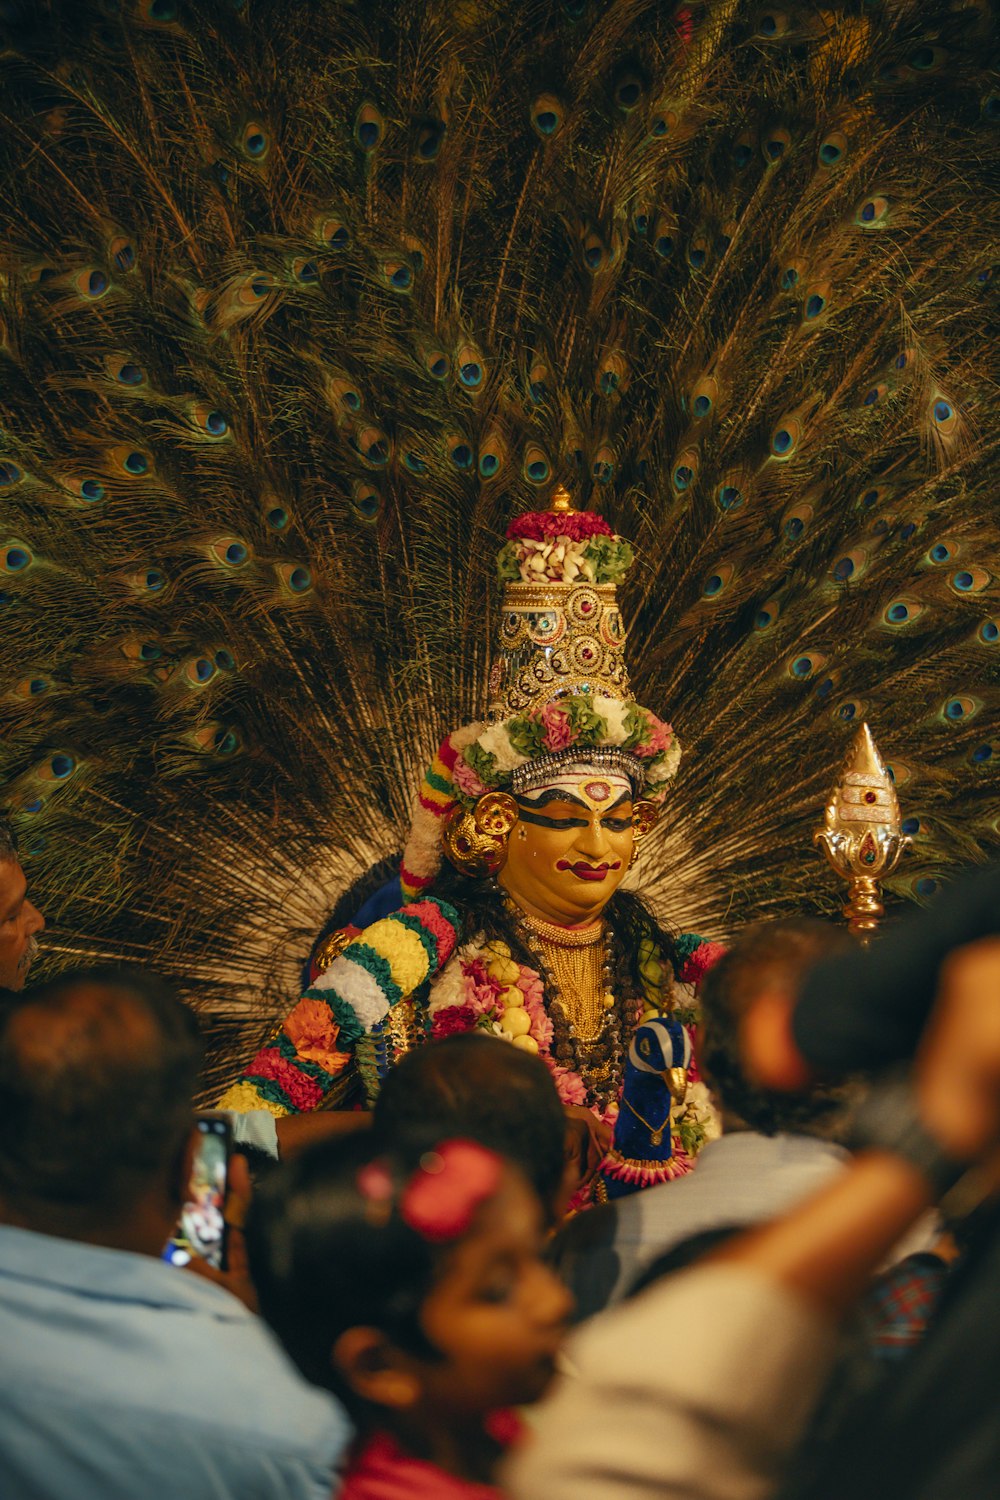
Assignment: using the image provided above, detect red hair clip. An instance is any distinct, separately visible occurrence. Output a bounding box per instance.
[399,1139,503,1244]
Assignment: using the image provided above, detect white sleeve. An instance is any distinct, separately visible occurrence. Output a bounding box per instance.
[226,1109,280,1159]
[505,1263,839,1500]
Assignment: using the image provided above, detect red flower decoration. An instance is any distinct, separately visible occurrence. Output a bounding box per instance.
[506,511,614,543]
[399,1139,503,1243]
[677,939,728,987]
[430,1002,482,1040]
[248,1050,325,1111]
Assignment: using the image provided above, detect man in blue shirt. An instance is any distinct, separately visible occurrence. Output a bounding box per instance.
[0,966,351,1500]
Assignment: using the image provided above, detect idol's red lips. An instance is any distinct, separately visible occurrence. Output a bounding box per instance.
[556,860,622,881]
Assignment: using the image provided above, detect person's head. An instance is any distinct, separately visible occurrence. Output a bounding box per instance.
[246,1132,571,1436]
[698,918,854,1137]
[373,1032,568,1223]
[0,824,45,992]
[0,966,203,1250]
[498,766,638,925]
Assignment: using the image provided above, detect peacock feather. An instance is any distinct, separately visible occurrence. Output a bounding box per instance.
[0,0,997,1097]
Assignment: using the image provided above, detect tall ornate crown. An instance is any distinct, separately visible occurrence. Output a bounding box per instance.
[400,488,681,899]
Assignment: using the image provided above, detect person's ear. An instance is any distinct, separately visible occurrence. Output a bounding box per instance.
[738,988,814,1092]
[333,1326,423,1410]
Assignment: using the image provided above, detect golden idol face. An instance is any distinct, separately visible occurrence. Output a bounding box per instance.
[497,770,634,927]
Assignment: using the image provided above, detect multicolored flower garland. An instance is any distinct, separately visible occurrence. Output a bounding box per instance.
[218,897,459,1117]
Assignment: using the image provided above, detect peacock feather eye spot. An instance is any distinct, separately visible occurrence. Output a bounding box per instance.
[23,799,42,814]
[815,678,834,700]
[655,235,674,258]
[327,226,349,249]
[6,547,30,570]
[593,459,614,484]
[895,351,909,369]
[343,391,361,411]
[634,213,649,233]
[773,429,793,454]
[145,569,165,591]
[81,480,104,501]
[195,658,215,682]
[616,80,642,110]
[403,452,427,474]
[459,362,483,387]
[984,95,1000,121]
[784,516,803,539]
[887,602,909,622]
[804,293,826,319]
[213,162,231,189]
[910,47,935,71]
[972,743,993,762]
[900,522,917,541]
[915,877,938,899]
[416,123,443,159]
[0,463,23,485]
[479,453,500,477]
[215,649,235,670]
[88,271,108,296]
[150,0,177,17]
[124,451,148,474]
[732,143,752,167]
[781,267,798,289]
[250,276,271,298]
[266,507,288,530]
[355,490,380,519]
[214,729,239,754]
[117,363,144,385]
[791,656,814,678]
[572,448,584,467]
[929,543,952,563]
[673,464,693,489]
[718,484,743,511]
[952,571,973,590]
[820,143,841,164]
[526,460,549,483]
[430,357,449,379]
[289,567,311,592]
[114,244,135,272]
[366,439,388,464]
[945,698,966,719]
[536,111,558,134]
[297,261,318,282]
[765,139,785,160]
[451,444,473,469]
[758,14,779,35]
[694,395,712,417]
[50,753,75,778]
[838,701,856,719]
[863,388,879,406]
[225,542,248,565]
[979,622,999,643]
[139,643,161,661]
[599,372,619,394]
[933,399,953,423]
[833,557,854,580]
[245,132,266,157]
[205,411,228,435]
[901,817,921,836]
[688,245,707,269]
[703,573,724,597]
[390,265,412,289]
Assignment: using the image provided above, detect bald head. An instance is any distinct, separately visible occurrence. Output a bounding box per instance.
[0,968,202,1224]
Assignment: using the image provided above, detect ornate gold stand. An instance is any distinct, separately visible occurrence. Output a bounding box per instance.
[814,723,910,941]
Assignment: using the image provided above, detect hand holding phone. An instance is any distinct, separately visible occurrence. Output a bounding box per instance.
[163,1111,232,1271]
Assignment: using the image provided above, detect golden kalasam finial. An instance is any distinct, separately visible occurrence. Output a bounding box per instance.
[814,722,910,941]
[548,483,575,513]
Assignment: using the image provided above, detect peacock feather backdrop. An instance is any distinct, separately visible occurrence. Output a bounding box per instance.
[0,0,997,1096]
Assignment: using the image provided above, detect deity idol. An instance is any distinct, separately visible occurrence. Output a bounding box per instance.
[221,489,722,1190]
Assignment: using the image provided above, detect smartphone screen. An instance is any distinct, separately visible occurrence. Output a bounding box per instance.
[162,1112,231,1271]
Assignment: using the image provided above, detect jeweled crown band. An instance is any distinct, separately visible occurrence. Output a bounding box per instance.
[512,747,643,796]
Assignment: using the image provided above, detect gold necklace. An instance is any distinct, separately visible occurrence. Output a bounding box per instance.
[623,1095,673,1148]
[517,911,612,1044]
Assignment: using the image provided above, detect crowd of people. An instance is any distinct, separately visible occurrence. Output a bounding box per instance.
[2,821,1000,1499]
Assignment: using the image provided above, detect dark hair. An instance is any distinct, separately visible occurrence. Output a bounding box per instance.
[698,919,854,1137]
[373,1032,566,1220]
[0,966,202,1210]
[246,1132,506,1413]
[432,864,679,1010]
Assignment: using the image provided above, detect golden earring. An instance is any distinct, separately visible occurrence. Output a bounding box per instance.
[442,792,518,878]
[628,798,661,870]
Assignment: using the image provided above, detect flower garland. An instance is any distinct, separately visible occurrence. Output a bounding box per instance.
[217,897,459,1118]
[457,693,681,807]
[427,937,615,1124]
[497,511,633,586]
